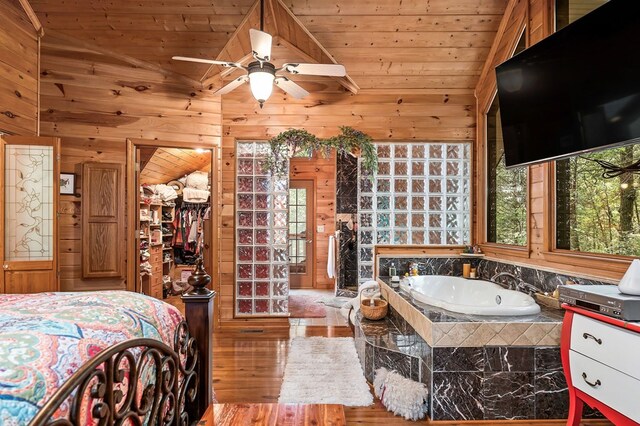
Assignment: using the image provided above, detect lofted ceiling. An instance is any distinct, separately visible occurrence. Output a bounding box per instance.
[140,147,211,185]
[30,0,507,95]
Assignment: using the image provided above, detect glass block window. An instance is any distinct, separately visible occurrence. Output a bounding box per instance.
[235,142,289,316]
[5,145,54,260]
[357,143,471,282]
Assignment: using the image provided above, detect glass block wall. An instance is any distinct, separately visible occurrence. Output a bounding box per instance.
[235,142,289,316]
[357,143,471,282]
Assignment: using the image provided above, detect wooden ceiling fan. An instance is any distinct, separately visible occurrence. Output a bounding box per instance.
[173,0,346,107]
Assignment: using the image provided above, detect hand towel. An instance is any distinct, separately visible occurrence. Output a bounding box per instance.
[327,235,336,279]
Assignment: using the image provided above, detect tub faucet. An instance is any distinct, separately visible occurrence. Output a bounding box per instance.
[490,272,521,291]
[491,272,540,295]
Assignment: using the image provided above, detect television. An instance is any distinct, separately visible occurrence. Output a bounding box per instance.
[496,0,640,168]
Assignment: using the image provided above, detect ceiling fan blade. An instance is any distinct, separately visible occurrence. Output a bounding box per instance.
[282,63,346,77]
[214,76,248,95]
[249,29,272,62]
[274,77,309,99]
[172,56,243,68]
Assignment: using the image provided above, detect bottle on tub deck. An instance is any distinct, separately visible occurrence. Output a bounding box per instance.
[389,262,396,277]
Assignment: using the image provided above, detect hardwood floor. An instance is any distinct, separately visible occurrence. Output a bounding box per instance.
[212,325,614,425]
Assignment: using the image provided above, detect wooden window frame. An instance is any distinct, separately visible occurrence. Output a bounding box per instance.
[477,22,531,259]
[541,162,632,276]
[537,0,632,277]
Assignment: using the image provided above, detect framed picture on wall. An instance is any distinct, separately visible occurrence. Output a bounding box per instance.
[60,173,76,195]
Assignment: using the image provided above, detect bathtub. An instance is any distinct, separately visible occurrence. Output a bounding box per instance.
[399,275,541,316]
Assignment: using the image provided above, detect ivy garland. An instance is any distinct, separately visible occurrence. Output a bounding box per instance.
[262,126,378,177]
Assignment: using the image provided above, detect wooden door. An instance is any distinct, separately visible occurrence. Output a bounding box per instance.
[1,135,59,293]
[82,162,124,279]
[289,180,314,289]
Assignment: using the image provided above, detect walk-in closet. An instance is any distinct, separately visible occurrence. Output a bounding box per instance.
[136,146,212,300]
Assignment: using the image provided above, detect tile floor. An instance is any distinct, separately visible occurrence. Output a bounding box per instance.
[288,289,349,327]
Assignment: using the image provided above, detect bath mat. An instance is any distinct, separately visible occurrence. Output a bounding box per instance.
[288,295,327,318]
[315,296,351,309]
[278,337,373,406]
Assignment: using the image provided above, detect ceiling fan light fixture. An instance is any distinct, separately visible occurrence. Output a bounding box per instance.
[248,61,276,108]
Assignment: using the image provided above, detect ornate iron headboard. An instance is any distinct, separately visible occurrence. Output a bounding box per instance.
[29,321,199,426]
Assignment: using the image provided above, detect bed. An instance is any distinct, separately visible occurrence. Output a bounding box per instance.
[0,290,214,425]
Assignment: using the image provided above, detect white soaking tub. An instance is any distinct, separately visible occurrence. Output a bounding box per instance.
[399,275,541,316]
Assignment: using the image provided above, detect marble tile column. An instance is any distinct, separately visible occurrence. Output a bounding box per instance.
[336,152,358,290]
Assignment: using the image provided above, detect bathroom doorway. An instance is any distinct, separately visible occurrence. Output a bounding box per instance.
[289,179,315,289]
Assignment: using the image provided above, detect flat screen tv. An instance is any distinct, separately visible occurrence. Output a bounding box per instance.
[496,0,640,168]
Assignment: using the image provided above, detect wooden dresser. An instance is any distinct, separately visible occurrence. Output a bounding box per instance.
[144,245,163,299]
[561,304,640,425]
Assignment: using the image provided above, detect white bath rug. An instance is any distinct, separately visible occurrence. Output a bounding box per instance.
[315,296,350,309]
[278,337,373,406]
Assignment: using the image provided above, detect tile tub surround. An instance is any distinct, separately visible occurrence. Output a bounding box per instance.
[378,277,564,347]
[354,307,574,421]
[377,256,613,294]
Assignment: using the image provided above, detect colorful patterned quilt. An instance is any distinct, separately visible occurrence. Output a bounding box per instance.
[0,291,184,425]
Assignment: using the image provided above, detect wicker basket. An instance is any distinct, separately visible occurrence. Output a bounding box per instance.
[360,290,388,320]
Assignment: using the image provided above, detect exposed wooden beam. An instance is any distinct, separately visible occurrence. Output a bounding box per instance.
[266,0,279,37]
[199,0,260,84]
[271,0,359,94]
[43,29,203,90]
[16,0,44,37]
[275,37,359,94]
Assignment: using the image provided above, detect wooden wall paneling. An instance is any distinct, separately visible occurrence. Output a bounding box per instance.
[0,0,39,136]
[59,138,128,291]
[82,162,125,279]
[39,34,222,292]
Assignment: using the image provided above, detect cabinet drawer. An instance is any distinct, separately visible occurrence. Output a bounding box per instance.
[571,313,640,379]
[570,350,640,422]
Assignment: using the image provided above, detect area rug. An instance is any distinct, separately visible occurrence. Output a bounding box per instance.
[315,296,351,309]
[278,337,373,406]
[288,295,327,318]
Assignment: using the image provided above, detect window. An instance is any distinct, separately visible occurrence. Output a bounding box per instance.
[485,31,527,246]
[556,146,640,257]
[552,0,634,257]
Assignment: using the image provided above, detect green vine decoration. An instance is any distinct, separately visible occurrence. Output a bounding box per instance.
[263,126,378,177]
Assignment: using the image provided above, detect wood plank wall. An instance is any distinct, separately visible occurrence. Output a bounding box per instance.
[219,84,475,329]
[39,37,222,292]
[0,0,39,135]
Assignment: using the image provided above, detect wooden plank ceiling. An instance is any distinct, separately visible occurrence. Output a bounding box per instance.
[30,0,507,94]
[140,147,211,185]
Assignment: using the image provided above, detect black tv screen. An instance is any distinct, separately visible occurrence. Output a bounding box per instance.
[496,0,640,168]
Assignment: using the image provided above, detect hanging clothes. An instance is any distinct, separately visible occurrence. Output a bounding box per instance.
[171,202,209,264]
